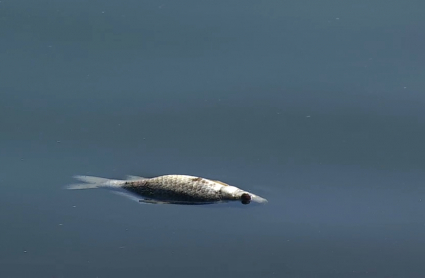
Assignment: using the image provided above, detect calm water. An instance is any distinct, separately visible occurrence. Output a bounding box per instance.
[1,1,425,277]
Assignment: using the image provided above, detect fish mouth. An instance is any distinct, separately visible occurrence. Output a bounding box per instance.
[249,194,268,204]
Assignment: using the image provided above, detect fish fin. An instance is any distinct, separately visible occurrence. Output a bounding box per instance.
[66,184,99,190]
[73,175,111,184]
[214,180,230,186]
[138,199,170,205]
[109,188,159,205]
[110,191,147,203]
[138,199,220,205]
[125,175,147,181]
[66,175,124,190]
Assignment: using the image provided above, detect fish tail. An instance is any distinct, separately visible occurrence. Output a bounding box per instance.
[66,175,125,190]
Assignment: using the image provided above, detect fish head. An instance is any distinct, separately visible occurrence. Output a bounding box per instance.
[220,185,268,205]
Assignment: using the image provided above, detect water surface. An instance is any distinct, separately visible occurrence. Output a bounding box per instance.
[1,1,425,277]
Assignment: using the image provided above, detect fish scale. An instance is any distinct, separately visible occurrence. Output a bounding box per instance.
[123,175,223,203]
[66,174,268,205]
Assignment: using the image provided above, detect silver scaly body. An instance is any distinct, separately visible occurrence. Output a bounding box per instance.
[66,174,268,205]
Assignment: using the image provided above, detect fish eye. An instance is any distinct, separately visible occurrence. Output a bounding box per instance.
[241,193,251,205]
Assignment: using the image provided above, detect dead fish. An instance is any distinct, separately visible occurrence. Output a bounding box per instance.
[66,174,268,205]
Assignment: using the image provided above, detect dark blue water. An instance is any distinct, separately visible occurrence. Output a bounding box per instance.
[1,1,425,277]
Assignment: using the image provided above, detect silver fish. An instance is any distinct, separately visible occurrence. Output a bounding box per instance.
[66,174,268,205]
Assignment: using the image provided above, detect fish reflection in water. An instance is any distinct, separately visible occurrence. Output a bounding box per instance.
[66,174,268,205]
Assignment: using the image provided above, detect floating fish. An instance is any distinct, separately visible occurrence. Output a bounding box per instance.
[66,174,268,205]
